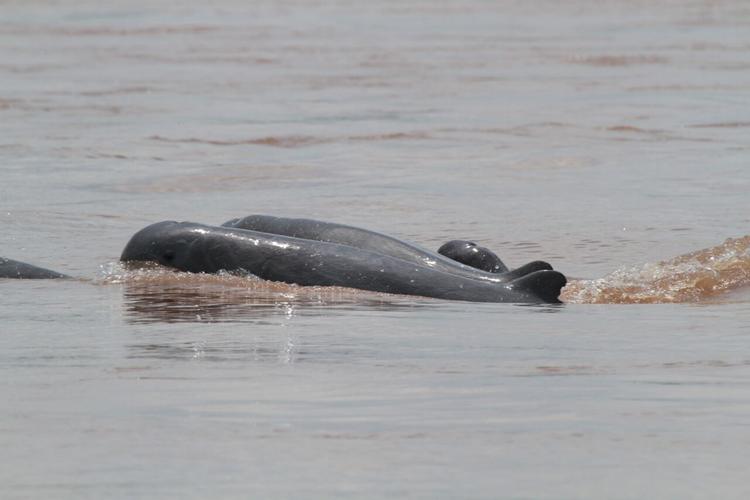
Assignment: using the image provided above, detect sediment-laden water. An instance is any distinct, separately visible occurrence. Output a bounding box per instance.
[2,1,750,498]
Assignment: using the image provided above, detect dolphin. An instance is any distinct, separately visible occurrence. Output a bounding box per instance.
[121,220,566,303]
[0,257,70,279]
[222,215,550,283]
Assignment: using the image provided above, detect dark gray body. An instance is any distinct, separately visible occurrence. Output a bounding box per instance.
[121,221,566,303]
[0,257,69,279]
[437,240,508,273]
[222,215,549,283]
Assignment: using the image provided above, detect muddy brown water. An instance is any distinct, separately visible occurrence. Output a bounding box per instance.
[2,1,750,498]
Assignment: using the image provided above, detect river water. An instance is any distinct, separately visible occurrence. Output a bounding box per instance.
[2,1,750,498]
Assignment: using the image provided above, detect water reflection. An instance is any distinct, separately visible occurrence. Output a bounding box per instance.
[514,303,566,313]
[121,271,435,324]
[125,340,321,363]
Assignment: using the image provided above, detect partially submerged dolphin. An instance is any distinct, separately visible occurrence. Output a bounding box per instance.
[120,219,566,303]
[0,257,69,279]
[222,215,546,282]
[2,216,566,303]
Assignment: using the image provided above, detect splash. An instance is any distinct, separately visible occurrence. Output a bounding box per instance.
[562,236,750,304]
[99,262,421,323]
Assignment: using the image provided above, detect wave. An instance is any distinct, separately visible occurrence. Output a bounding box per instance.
[566,54,668,67]
[562,235,750,304]
[148,132,429,148]
[149,134,325,148]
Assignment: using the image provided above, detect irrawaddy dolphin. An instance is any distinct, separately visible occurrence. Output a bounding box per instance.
[0,257,70,279]
[120,219,566,303]
[2,215,566,303]
[221,215,549,282]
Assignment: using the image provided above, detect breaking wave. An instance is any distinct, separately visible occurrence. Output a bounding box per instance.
[562,235,750,304]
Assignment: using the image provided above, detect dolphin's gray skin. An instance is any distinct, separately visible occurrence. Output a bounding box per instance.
[121,221,566,303]
[222,215,550,283]
[437,240,508,273]
[0,257,69,279]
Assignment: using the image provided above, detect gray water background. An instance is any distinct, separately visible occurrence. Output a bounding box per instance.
[2,1,750,498]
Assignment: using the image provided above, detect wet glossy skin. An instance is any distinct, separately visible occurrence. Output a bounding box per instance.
[122,221,567,303]
[437,240,508,273]
[222,215,550,283]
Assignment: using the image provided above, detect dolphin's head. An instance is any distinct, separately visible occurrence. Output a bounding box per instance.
[120,221,201,271]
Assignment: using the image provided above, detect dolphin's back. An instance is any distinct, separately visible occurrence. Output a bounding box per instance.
[0,257,69,279]
[223,215,519,282]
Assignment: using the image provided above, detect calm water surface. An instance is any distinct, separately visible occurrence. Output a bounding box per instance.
[2,1,750,498]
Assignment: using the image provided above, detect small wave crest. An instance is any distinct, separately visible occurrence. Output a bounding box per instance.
[562,236,750,304]
[148,132,430,148]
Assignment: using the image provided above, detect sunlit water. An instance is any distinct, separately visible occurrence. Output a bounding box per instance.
[2,1,750,498]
